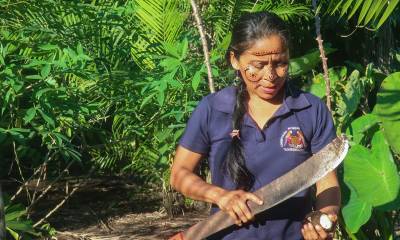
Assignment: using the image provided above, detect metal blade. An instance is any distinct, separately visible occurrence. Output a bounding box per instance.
[183,135,349,240]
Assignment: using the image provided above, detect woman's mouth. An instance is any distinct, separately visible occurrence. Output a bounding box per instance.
[260,85,277,94]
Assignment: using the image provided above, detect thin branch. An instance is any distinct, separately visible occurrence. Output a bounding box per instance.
[56,231,90,239]
[27,160,74,211]
[32,168,94,228]
[251,0,261,12]
[190,0,215,93]
[33,186,78,227]
[88,206,114,232]
[312,0,332,111]
[30,163,46,205]
[339,27,358,38]
[10,152,54,202]
[12,141,31,202]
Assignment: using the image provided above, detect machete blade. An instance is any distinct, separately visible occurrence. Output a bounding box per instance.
[177,135,349,240]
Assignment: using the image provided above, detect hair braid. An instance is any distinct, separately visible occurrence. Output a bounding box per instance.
[224,79,255,191]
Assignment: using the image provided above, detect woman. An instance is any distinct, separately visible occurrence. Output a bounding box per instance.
[170,12,340,240]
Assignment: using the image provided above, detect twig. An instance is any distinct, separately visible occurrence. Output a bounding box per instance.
[27,164,46,218]
[56,231,91,239]
[190,0,215,93]
[33,168,95,228]
[12,141,32,202]
[30,163,46,205]
[27,160,74,211]
[251,0,260,12]
[10,152,54,202]
[88,207,114,232]
[33,186,78,227]
[312,0,332,111]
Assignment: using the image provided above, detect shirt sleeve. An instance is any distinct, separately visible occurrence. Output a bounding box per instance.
[178,97,210,154]
[310,100,337,154]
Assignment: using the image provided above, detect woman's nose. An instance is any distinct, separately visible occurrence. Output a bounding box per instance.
[261,65,277,82]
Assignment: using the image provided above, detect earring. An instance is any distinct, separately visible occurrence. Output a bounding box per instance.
[234,70,241,84]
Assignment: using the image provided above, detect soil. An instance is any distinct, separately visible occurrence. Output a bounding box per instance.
[25,176,208,240]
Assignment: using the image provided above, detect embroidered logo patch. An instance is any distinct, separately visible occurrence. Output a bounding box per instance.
[280,127,306,151]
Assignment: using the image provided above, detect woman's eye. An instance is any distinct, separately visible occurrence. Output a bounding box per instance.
[252,63,264,69]
[276,62,288,67]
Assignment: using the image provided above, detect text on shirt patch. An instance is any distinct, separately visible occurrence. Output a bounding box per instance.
[280,127,307,151]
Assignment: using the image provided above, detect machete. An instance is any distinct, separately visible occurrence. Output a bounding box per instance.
[169,135,349,240]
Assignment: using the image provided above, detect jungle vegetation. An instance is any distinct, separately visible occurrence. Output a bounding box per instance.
[0,0,399,239]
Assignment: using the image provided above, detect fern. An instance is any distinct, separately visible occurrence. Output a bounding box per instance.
[131,0,190,69]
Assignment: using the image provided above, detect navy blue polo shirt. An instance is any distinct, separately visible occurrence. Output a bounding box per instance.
[179,85,336,240]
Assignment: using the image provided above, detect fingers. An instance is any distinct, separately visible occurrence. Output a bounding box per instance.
[308,223,320,239]
[302,222,330,240]
[244,192,263,205]
[218,190,263,227]
[233,204,247,225]
[315,224,328,239]
[328,214,337,222]
[227,209,241,226]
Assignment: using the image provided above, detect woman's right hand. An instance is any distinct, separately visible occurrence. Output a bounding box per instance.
[216,190,263,226]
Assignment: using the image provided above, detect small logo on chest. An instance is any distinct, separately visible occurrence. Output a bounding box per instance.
[280,127,306,151]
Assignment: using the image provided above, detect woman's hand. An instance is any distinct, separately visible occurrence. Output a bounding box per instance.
[301,212,337,240]
[216,190,263,226]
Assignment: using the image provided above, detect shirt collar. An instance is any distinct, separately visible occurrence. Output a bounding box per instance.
[210,84,311,114]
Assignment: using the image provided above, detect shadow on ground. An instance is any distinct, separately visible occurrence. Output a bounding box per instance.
[26,176,207,239]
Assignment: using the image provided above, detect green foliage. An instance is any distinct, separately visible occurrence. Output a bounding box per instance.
[205,0,312,47]
[325,0,400,29]
[344,131,399,207]
[0,0,399,238]
[346,114,380,145]
[5,201,39,239]
[133,0,189,69]
[343,130,400,234]
[341,185,372,234]
[289,47,336,78]
[373,72,400,154]
[306,62,400,238]
[305,65,377,131]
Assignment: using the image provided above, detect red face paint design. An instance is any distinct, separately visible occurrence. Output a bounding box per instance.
[247,50,281,56]
[244,63,287,82]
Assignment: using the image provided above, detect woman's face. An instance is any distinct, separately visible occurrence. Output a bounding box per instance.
[230,35,289,101]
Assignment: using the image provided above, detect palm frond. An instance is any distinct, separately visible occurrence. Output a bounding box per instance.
[267,4,313,21]
[208,0,312,48]
[208,0,253,45]
[327,0,399,29]
[131,0,189,69]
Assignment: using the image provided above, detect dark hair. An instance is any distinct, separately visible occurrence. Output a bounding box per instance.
[223,12,289,191]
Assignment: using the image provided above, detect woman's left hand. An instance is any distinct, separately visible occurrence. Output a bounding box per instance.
[301,212,337,240]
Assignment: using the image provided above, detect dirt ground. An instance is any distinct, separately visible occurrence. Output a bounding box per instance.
[55,211,207,240]
[27,176,207,240]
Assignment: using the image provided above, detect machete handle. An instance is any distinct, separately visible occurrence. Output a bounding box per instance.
[168,232,185,240]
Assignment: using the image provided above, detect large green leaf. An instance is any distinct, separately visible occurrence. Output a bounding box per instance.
[336,70,362,126]
[309,67,347,98]
[346,114,380,145]
[309,74,326,98]
[373,72,400,154]
[344,131,400,206]
[289,48,335,77]
[342,185,372,233]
